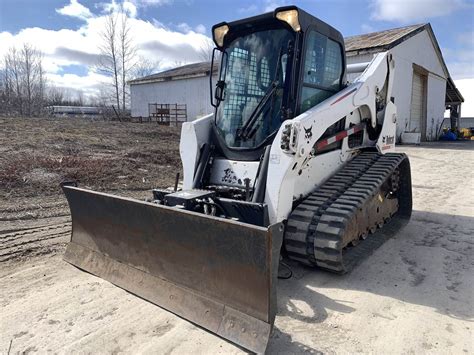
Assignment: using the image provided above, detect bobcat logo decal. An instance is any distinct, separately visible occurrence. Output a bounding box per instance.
[222,168,238,184]
[382,135,395,144]
[304,125,313,141]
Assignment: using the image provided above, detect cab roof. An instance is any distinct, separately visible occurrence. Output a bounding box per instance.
[212,5,345,50]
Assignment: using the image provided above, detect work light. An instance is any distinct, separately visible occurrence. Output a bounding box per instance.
[275,9,301,32]
[213,24,229,47]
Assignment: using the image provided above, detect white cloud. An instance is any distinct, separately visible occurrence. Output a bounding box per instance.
[455,79,474,117]
[370,0,470,23]
[177,22,192,33]
[134,0,172,6]
[237,1,282,15]
[263,0,284,13]
[238,4,258,13]
[48,71,105,95]
[457,31,474,47]
[99,0,121,14]
[195,24,206,34]
[361,24,375,33]
[0,0,212,98]
[56,0,93,21]
[444,32,474,117]
[123,1,137,18]
[443,31,474,80]
[176,22,206,35]
[447,59,474,80]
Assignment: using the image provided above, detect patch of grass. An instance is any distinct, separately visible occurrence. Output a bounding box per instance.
[0,154,115,194]
[0,117,182,199]
[125,148,179,165]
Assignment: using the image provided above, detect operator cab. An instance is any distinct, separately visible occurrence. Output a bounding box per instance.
[210,6,347,160]
[179,6,349,218]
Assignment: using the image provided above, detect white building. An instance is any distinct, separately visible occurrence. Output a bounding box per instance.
[345,23,463,142]
[129,24,463,141]
[129,62,218,122]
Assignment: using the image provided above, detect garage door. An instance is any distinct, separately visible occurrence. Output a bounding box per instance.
[409,71,425,134]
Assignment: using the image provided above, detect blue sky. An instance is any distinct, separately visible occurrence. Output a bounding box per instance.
[0,0,472,112]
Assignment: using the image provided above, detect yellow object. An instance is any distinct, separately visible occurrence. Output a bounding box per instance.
[276,9,301,31]
[459,128,472,139]
[213,24,229,47]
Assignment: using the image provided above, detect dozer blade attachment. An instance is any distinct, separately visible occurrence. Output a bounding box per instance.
[62,186,283,353]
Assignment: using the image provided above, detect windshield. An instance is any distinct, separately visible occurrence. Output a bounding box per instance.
[215,28,294,148]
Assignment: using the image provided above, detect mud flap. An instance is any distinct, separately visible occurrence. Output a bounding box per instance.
[62,186,283,353]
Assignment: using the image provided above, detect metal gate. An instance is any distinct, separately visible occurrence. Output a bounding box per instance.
[148,103,187,126]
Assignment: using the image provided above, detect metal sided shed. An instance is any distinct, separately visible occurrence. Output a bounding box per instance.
[345,24,464,142]
[129,62,219,122]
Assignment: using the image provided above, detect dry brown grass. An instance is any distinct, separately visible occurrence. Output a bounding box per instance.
[0,154,114,192]
[0,117,182,200]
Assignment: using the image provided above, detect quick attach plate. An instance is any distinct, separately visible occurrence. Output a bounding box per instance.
[164,189,215,209]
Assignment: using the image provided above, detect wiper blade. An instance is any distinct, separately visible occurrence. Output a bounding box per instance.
[238,47,284,141]
[238,83,279,140]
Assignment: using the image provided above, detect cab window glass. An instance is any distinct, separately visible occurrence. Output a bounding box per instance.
[215,29,293,148]
[300,87,334,113]
[299,31,343,113]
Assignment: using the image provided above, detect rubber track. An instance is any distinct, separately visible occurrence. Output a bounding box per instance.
[285,151,410,273]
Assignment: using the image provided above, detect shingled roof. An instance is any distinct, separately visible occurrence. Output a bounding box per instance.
[128,61,219,85]
[344,24,427,53]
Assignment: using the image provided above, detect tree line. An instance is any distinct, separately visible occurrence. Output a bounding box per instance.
[0,44,47,116]
[0,5,212,118]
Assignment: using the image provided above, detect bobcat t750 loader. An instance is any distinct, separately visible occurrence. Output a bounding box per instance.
[62,6,412,353]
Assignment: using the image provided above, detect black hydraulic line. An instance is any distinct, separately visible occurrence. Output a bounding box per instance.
[174,172,180,191]
[244,178,251,201]
[252,145,271,203]
[192,143,211,189]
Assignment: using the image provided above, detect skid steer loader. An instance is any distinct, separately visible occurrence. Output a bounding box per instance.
[62,6,412,353]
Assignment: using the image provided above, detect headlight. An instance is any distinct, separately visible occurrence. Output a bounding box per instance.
[213,24,229,47]
[275,9,301,32]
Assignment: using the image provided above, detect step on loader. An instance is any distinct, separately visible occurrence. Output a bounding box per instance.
[63,6,412,353]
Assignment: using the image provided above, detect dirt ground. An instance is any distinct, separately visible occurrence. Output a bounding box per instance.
[1,118,473,354]
[0,117,180,264]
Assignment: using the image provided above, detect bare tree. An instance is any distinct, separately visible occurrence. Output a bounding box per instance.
[22,44,34,115]
[21,44,45,115]
[37,59,46,109]
[97,12,121,112]
[0,43,46,116]
[173,59,187,67]
[76,89,85,106]
[132,56,161,79]
[47,86,65,105]
[4,47,23,114]
[118,10,136,111]
[96,6,140,114]
[0,54,11,112]
[198,38,215,62]
[46,87,89,107]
